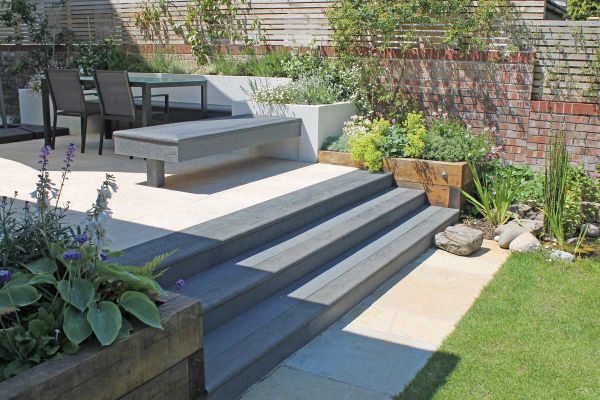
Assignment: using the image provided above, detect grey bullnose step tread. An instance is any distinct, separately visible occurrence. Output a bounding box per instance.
[174,187,426,332]
[118,170,393,285]
[203,206,459,400]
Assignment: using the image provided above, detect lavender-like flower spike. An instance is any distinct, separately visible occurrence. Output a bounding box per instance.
[38,146,51,171]
[73,233,88,245]
[0,270,11,284]
[175,279,186,290]
[63,249,83,261]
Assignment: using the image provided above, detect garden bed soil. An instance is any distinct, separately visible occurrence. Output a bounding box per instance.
[462,216,496,240]
[318,150,473,209]
[0,293,203,400]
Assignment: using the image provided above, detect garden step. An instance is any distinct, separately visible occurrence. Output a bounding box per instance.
[118,170,394,285]
[174,187,427,332]
[202,206,459,400]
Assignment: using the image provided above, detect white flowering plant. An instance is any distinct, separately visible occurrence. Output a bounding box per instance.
[0,146,168,381]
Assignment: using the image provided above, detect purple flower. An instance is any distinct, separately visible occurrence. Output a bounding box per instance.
[74,233,88,245]
[99,253,108,262]
[0,270,11,284]
[38,146,51,171]
[63,249,83,261]
[175,279,186,290]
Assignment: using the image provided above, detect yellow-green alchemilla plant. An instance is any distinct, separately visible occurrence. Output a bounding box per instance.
[346,116,390,172]
[0,145,169,381]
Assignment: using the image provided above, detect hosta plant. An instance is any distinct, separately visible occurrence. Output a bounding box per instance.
[0,145,168,381]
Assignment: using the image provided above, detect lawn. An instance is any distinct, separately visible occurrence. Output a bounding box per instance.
[396,252,600,400]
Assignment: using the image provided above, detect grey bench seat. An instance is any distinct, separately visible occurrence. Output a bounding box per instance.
[113,115,302,187]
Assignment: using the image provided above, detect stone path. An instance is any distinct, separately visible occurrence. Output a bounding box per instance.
[240,240,509,400]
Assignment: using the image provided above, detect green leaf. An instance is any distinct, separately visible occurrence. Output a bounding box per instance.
[119,291,163,330]
[57,279,95,312]
[62,341,79,354]
[0,285,41,308]
[63,307,92,345]
[25,257,57,274]
[87,301,122,346]
[28,319,49,338]
[28,274,57,285]
[49,243,66,260]
[117,318,134,340]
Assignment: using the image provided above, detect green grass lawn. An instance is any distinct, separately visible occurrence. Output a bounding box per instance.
[396,252,600,400]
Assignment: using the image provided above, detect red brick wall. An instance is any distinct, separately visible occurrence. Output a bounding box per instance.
[395,49,599,172]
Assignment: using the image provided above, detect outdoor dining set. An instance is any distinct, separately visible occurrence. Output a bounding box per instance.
[42,70,208,154]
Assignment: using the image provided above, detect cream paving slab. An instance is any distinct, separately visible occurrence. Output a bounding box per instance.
[239,240,509,399]
[0,133,355,250]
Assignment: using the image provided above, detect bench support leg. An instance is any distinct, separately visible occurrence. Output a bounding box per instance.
[146,159,165,187]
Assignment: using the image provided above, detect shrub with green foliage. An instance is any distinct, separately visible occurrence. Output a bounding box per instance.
[346,117,390,172]
[75,39,152,75]
[568,0,600,20]
[403,112,427,158]
[213,51,290,77]
[423,114,494,164]
[322,134,350,152]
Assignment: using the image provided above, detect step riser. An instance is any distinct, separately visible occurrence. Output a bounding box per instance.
[208,210,459,400]
[157,174,394,285]
[203,192,427,332]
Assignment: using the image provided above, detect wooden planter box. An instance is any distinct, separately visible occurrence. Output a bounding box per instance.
[318,151,473,209]
[0,294,203,400]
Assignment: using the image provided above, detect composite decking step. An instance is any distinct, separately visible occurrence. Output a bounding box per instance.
[118,170,394,285]
[174,187,426,332]
[203,206,459,400]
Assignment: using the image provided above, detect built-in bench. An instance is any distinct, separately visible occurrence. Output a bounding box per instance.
[113,115,302,187]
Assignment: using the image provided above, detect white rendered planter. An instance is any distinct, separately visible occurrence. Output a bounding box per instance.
[231,101,356,163]
[18,88,102,135]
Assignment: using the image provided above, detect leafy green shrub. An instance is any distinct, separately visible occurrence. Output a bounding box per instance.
[347,117,389,172]
[423,114,494,163]
[0,146,167,381]
[403,112,427,158]
[249,75,339,105]
[568,0,600,20]
[146,51,190,74]
[322,134,350,152]
[75,39,152,75]
[381,125,408,158]
[213,51,290,77]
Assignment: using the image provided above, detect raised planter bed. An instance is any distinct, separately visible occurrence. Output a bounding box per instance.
[232,101,356,163]
[318,150,473,209]
[0,294,203,400]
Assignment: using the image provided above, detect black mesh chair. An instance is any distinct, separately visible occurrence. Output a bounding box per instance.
[93,70,168,155]
[46,69,101,152]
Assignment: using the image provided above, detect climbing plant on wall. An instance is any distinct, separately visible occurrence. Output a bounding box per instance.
[134,0,263,64]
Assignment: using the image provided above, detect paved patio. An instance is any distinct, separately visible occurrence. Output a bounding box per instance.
[0,134,355,250]
[240,240,509,400]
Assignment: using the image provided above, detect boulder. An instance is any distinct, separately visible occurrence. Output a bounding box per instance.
[509,232,541,252]
[549,249,575,262]
[498,226,528,249]
[508,203,533,219]
[494,219,543,238]
[435,224,484,256]
[581,202,600,223]
[582,223,600,238]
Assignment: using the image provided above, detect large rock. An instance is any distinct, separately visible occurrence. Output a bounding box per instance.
[508,203,533,219]
[494,219,543,238]
[583,223,600,238]
[435,224,484,256]
[581,202,600,223]
[509,232,541,252]
[549,249,575,262]
[498,225,528,249]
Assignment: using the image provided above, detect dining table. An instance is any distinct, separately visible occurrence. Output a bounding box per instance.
[41,74,208,148]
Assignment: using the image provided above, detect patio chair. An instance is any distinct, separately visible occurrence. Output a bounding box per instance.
[46,69,101,152]
[93,70,169,155]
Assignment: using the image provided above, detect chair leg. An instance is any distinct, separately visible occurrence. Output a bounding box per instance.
[80,115,87,153]
[105,119,112,139]
[99,119,107,155]
[51,111,57,149]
